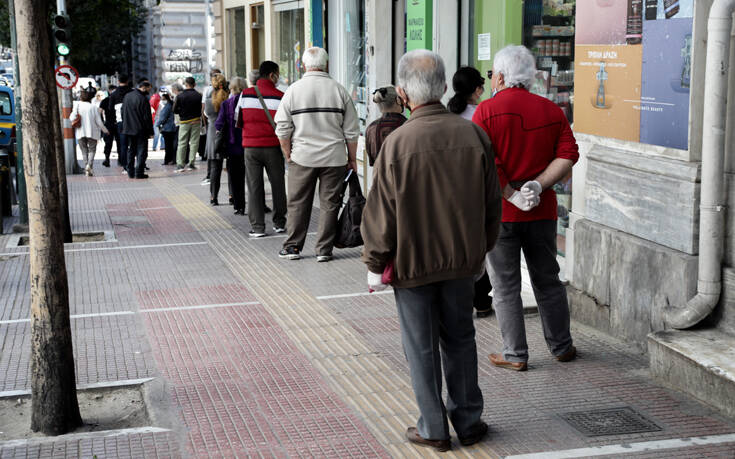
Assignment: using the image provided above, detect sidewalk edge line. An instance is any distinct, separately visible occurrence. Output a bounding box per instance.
[316,290,394,300]
[0,426,171,449]
[504,433,735,459]
[0,378,156,399]
[139,301,261,313]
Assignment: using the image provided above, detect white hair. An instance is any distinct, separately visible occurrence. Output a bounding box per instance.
[397,49,446,106]
[302,47,329,71]
[493,45,536,89]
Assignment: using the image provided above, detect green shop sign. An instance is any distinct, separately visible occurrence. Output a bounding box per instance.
[407,0,432,51]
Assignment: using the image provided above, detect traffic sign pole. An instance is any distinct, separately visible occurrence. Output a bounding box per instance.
[56,0,79,175]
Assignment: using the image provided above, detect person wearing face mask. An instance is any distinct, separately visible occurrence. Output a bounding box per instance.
[235,61,287,236]
[472,45,579,372]
[121,78,154,179]
[448,66,485,121]
[361,49,501,452]
[365,86,406,166]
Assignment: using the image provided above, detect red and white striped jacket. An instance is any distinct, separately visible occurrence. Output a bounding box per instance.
[235,79,283,148]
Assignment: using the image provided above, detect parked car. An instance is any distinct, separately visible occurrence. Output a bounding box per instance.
[0,85,16,158]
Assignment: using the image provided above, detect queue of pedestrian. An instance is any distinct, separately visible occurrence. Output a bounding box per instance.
[357,45,579,452]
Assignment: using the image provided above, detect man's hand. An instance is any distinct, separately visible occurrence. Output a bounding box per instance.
[368,271,388,292]
[348,159,358,173]
[520,180,542,202]
[507,190,539,211]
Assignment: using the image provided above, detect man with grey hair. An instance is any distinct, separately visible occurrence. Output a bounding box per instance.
[362,49,502,452]
[472,45,579,372]
[275,47,360,261]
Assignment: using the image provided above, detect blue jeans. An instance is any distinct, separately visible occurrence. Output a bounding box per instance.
[152,125,165,150]
[393,277,483,440]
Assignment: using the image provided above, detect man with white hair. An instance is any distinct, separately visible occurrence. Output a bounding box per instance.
[361,49,502,452]
[275,47,360,261]
[472,45,579,372]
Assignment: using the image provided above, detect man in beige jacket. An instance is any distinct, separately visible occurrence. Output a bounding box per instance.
[361,50,502,452]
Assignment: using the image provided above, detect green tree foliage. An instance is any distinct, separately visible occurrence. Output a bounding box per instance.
[1,0,147,74]
[65,0,147,75]
[0,1,10,47]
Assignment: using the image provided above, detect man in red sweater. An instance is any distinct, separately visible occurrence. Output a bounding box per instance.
[236,61,287,237]
[472,45,579,372]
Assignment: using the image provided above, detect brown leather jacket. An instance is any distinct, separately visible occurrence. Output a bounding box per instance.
[361,103,502,288]
[365,112,407,166]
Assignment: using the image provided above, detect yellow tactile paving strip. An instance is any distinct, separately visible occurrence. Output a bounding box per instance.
[156,178,498,458]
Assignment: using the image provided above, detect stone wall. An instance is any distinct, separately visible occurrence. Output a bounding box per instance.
[570,219,698,349]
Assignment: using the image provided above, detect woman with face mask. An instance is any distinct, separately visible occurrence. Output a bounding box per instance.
[365,86,407,167]
[448,66,486,121]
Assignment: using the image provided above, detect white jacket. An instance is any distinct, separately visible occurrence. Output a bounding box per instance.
[274,71,360,167]
[70,101,107,140]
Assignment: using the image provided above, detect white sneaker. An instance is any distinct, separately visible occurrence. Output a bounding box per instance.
[249,230,266,238]
[316,255,333,263]
[273,227,286,233]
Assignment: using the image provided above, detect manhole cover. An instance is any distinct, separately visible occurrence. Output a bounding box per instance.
[560,407,662,437]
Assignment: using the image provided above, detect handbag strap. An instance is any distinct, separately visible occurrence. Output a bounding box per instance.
[254,86,277,131]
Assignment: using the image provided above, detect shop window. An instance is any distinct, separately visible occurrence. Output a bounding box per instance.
[227,7,247,78]
[273,1,306,85]
[328,1,367,133]
[250,4,265,69]
[524,0,575,255]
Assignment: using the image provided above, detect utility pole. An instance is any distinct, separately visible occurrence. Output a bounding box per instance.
[55,0,79,175]
[52,0,73,242]
[7,0,27,227]
[14,0,83,435]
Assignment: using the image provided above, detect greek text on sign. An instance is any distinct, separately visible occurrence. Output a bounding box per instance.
[55,64,79,89]
[478,33,492,61]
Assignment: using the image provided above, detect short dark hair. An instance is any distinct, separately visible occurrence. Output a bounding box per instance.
[138,79,151,89]
[108,84,117,91]
[258,61,279,80]
[184,77,196,87]
[80,90,93,102]
[118,74,129,84]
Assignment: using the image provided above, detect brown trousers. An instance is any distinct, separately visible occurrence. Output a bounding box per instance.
[283,162,346,256]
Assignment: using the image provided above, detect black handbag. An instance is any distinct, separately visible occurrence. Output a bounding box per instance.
[213,129,229,159]
[334,170,366,249]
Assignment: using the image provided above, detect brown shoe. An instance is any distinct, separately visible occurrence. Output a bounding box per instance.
[405,427,451,452]
[556,345,577,362]
[489,353,528,371]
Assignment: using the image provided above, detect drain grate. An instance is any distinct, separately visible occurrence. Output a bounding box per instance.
[560,407,662,437]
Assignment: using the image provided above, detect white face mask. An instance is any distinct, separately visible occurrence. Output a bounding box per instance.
[492,88,498,98]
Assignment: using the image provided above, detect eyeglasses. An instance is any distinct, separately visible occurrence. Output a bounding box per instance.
[487,70,493,79]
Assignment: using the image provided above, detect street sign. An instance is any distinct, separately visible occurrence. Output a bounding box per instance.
[54,64,78,90]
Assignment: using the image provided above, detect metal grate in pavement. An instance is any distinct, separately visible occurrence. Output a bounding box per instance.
[560,407,662,437]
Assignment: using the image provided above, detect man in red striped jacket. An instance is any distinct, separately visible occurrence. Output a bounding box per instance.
[235,61,287,238]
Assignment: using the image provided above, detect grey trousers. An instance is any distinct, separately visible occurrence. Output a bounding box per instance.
[394,277,483,440]
[79,137,97,167]
[283,162,344,255]
[486,220,573,363]
[244,147,287,232]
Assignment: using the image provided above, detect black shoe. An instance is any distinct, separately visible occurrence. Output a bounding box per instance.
[458,421,488,446]
[234,209,245,215]
[264,205,272,214]
[136,174,149,179]
[229,196,234,205]
[210,199,219,206]
[278,247,301,260]
[145,166,150,170]
[102,160,110,167]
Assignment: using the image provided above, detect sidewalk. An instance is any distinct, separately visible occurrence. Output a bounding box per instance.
[1,150,734,458]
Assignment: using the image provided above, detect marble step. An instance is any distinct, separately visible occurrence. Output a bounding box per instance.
[648,328,735,419]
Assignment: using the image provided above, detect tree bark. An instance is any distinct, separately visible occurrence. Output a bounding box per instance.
[15,0,82,435]
[50,86,73,242]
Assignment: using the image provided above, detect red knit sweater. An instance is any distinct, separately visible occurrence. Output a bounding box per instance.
[472,88,579,222]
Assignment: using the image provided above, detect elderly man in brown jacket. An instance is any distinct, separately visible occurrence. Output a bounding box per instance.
[361,50,502,452]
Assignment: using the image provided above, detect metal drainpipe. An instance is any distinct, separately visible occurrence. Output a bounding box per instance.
[666,0,735,329]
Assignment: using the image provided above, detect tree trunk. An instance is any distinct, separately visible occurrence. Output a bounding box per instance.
[15,0,82,435]
[50,86,73,242]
